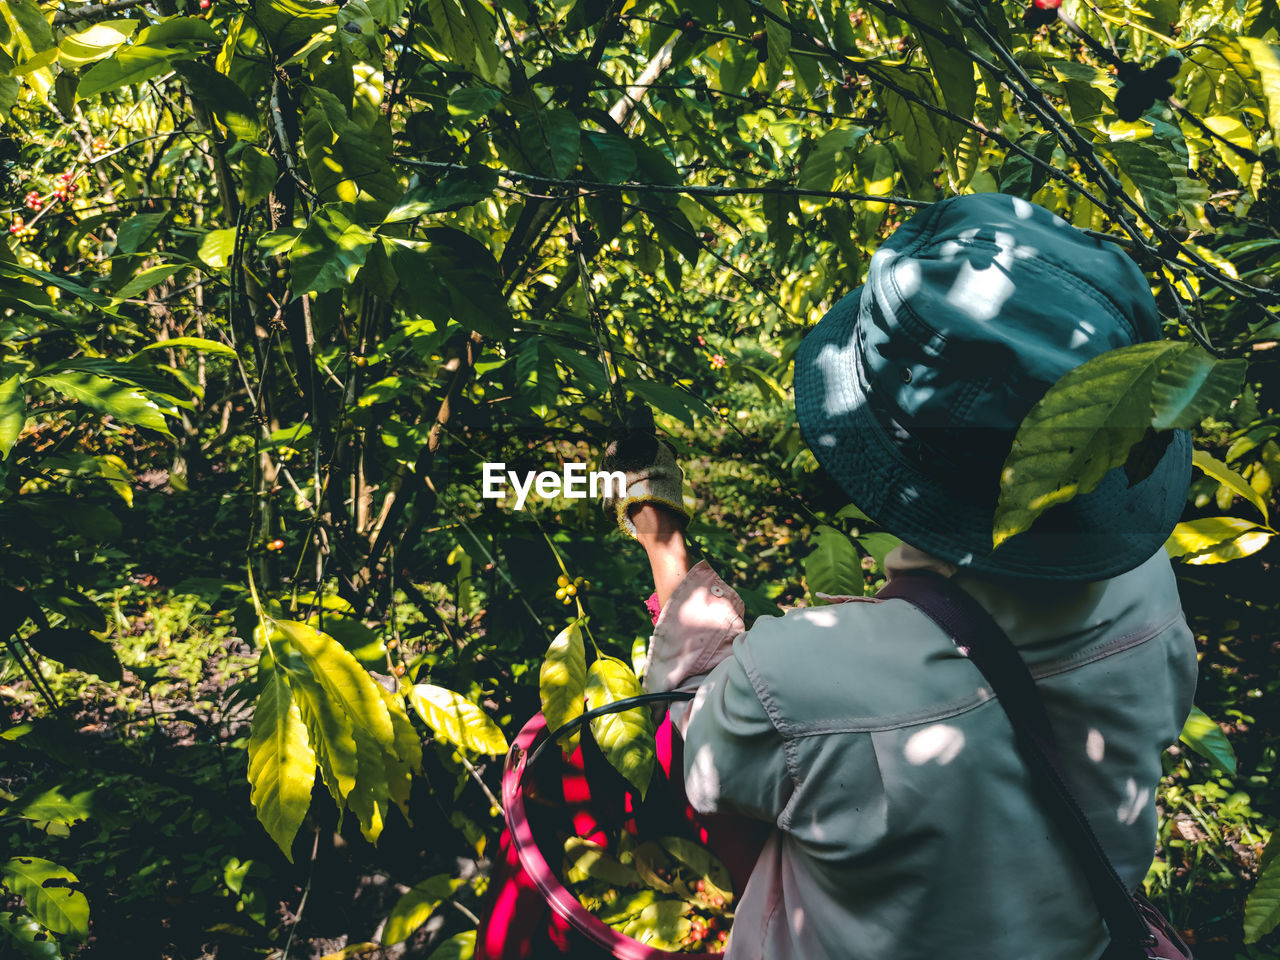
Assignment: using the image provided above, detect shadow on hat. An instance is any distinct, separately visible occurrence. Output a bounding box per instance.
[794,193,1190,581]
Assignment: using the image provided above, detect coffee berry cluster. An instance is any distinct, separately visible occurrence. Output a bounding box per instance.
[554,574,589,604]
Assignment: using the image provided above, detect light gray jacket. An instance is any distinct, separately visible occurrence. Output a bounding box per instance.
[644,544,1198,959]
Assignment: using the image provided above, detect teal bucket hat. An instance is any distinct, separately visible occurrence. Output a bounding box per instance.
[794,193,1190,581]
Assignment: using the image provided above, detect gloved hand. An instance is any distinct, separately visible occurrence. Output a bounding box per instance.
[600,405,689,539]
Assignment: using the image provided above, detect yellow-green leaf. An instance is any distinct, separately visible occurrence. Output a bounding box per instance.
[380,874,461,946]
[378,684,422,819]
[273,620,396,751]
[277,655,359,805]
[248,665,317,860]
[619,899,691,951]
[1165,517,1272,564]
[1241,39,1280,134]
[137,336,236,358]
[0,374,25,459]
[58,20,138,67]
[348,723,390,842]
[408,684,508,756]
[1192,449,1269,523]
[540,622,586,756]
[0,908,62,959]
[36,371,172,436]
[585,657,655,798]
[1,857,89,940]
[427,929,476,960]
[564,837,642,887]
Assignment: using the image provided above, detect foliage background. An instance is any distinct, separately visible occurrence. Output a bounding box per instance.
[1,0,1279,956]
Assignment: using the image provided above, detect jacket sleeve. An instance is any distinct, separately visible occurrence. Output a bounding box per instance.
[643,560,793,822]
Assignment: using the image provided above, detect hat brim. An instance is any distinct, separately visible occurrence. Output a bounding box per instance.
[793,290,1191,581]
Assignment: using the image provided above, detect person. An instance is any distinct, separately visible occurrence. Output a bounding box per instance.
[601,193,1199,959]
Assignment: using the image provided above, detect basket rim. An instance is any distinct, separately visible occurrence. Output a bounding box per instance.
[502,711,720,960]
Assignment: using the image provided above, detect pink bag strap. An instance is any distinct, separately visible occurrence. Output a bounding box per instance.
[878,570,1159,956]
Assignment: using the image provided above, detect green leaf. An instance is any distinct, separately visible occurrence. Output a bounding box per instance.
[115,213,167,255]
[627,379,699,427]
[77,44,185,100]
[0,858,89,940]
[0,0,55,62]
[175,62,260,140]
[994,341,1182,548]
[1107,140,1184,222]
[581,131,637,184]
[22,629,122,682]
[1191,449,1269,523]
[1150,348,1246,431]
[137,336,236,358]
[804,525,862,599]
[253,0,336,53]
[380,875,462,946]
[426,0,497,76]
[446,87,502,118]
[289,205,377,296]
[857,531,902,575]
[45,590,107,631]
[1178,706,1237,775]
[760,0,789,90]
[0,375,25,459]
[388,228,513,338]
[1245,833,1280,944]
[0,908,62,959]
[540,621,587,756]
[658,835,733,901]
[5,786,95,827]
[36,372,173,435]
[382,167,498,222]
[525,107,580,180]
[248,665,317,861]
[58,20,138,67]
[114,263,184,301]
[1165,517,1272,564]
[408,684,508,756]
[276,657,360,806]
[267,618,404,830]
[884,72,943,181]
[0,262,117,313]
[300,85,399,205]
[235,146,279,208]
[897,0,975,119]
[585,656,654,798]
[798,125,863,192]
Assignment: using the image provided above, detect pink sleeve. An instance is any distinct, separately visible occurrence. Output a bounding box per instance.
[645,591,662,625]
[642,560,747,698]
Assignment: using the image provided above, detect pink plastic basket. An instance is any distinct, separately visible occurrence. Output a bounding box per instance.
[474,710,767,960]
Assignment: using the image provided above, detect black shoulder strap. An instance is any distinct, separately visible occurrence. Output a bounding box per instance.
[877,570,1154,953]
